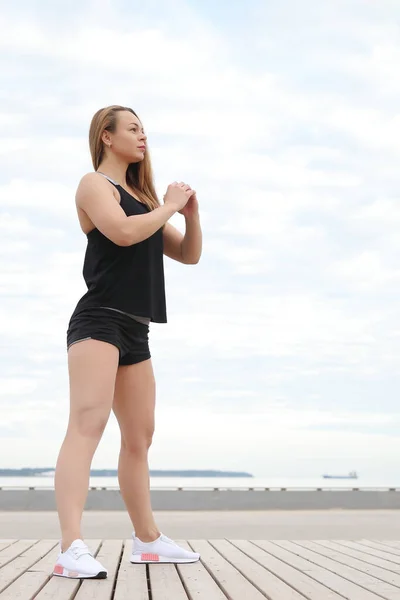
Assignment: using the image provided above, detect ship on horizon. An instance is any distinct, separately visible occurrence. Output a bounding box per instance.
[322,470,358,479]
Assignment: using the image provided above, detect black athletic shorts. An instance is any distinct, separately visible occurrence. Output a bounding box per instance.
[66,307,151,366]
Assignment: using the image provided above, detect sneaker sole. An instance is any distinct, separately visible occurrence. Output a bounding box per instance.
[53,565,108,579]
[130,553,200,564]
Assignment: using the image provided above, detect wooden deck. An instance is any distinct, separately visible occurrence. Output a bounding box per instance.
[2,539,400,599]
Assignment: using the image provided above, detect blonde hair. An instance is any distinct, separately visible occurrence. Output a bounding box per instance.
[89,105,160,211]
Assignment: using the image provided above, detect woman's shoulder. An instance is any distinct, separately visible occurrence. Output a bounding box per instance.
[75,172,121,206]
[78,171,115,186]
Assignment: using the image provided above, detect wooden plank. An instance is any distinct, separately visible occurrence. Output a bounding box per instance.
[0,540,38,568]
[113,539,149,600]
[149,563,188,600]
[281,541,400,600]
[371,541,400,550]
[174,540,227,599]
[321,540,400,568]
[254,541,384,600]
[183,539,264,599]
[0,543,16,554]
[0,540,57,595]
[0,571,52,600]
[359,541,400,557]
[228,539,344,599]
[300,540,400,583]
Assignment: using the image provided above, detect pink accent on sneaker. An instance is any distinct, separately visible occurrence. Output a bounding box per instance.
[141,553,160,561]
[54,564,63,575]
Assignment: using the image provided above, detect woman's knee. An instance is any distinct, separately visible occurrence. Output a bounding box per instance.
[68,406,111,439]
[121,428,154,455]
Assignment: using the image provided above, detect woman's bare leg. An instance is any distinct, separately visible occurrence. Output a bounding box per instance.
[54,339,120,552]
[112,358,160,541]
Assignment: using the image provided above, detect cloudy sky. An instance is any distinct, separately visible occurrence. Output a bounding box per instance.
[1,0,400,480]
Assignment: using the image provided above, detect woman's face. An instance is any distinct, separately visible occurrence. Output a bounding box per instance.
[108,110,147,163]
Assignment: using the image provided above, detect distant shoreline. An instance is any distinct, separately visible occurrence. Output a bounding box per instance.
[0,469,254,478]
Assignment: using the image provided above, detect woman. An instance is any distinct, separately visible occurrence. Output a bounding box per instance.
[52,105,202,579]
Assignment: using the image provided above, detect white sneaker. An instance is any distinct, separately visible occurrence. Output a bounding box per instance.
[53,539,108,579]
[130,532,200,564]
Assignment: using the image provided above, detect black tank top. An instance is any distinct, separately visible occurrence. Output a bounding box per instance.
[70,176,167,323]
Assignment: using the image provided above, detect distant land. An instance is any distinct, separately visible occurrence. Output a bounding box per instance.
[0,468,254,478]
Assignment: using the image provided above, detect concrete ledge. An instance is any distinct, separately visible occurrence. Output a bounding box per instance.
[1,488,400,510]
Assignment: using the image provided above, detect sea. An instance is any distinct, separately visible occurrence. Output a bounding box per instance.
[0,475,398,489]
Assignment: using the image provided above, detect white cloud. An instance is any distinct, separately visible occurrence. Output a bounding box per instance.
[1,0,400,480]
[330,250,400,292]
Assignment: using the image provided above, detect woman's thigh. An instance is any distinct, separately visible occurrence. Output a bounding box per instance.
[112,358,156,448]
[67,339,120,434]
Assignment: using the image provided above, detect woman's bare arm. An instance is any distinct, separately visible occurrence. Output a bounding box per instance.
[76,172,176,246]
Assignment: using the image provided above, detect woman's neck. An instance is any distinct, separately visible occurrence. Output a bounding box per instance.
[97,159,129,187]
